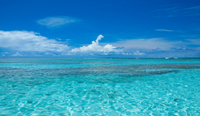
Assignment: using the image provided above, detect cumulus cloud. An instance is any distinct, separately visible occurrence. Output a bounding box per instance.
[12,52,23,56]
[0,30,69,52]
[155,29,174,32]
[133,51,145,55]
[37,16,77,27]
[71,35,122,55]
[1,30,199,57]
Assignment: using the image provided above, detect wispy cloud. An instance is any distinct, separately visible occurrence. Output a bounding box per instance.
[0,30,69,52]
[154,7,179,12]
[109,37,200,57]
[153,5,200,17]
[155,29,174,32]
[111,38,184,51]
[185,6,200,10]
[186,39,200,45]
[37,16,78,27]
[1,52,8,57]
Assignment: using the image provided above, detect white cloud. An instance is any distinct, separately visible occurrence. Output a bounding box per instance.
[12,52,23,56]
[155,29,174,32]
[133,51,145,55]
[109,38,200,57]
[44,52,60,56]
[37,16,77,27]
[0,30,69,52]
[1,52,9,57]
[111,38,184,51]
[71,35,122,55]
[186,39,200,45]
[1,30,199,57]
[3,52,9,54]
[122,51,145,56]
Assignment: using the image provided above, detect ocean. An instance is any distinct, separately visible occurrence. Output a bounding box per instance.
[0,58,200,115]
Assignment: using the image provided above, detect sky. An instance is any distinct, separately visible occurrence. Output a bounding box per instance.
[0,0,200,58]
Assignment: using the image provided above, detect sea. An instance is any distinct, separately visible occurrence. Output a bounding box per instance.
[0,58,200,116]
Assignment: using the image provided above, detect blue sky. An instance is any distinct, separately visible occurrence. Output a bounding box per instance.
[0,0,200,58]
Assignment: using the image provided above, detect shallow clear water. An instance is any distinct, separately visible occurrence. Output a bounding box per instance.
[0,58,200,116]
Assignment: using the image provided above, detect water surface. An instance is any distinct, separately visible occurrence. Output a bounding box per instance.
[0,58,200,115]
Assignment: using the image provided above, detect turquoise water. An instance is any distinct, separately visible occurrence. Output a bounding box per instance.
[0,58,200,116]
